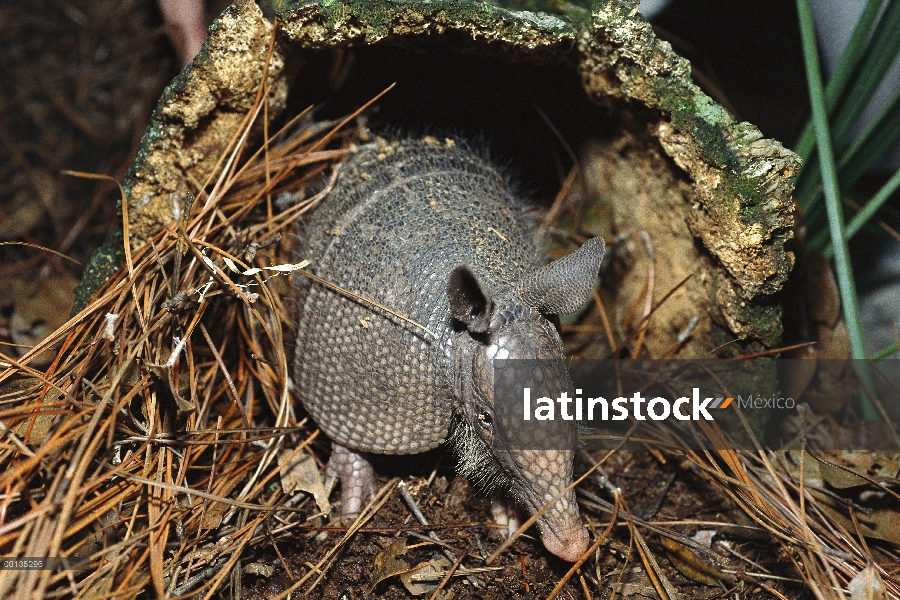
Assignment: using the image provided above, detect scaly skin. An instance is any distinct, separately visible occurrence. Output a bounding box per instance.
[326,444,377,518]
[294,137,602,561]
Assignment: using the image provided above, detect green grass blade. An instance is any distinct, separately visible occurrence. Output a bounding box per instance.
[838,85,900,188]
[794,0,900,213]
[828,0,900,152]
[797,0,877,420]
[794,0,887,161]
[817,167,900,259]
[803,67,900,246]
[844,167,900,239]
[871,343,899,360]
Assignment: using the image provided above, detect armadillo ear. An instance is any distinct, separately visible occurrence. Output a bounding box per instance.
[447,266,494,333]
[518,236,605,314]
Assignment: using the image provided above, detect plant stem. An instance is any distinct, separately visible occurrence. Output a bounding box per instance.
[794,0,886,161]
[797,0,877,420]
[820,167,900,258]
[870,343,899,360]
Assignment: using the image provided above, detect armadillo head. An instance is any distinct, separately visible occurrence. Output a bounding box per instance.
[446,237,605,562]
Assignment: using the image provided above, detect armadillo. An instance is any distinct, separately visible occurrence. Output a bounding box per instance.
[293,136,604,561]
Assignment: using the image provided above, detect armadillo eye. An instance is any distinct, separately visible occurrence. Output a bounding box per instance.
[476,409,494,442]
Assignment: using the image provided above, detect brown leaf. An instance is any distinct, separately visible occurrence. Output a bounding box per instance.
[278,449,330,516]
[848,564,887,600]
[9,273,78,367]
[811,492,900,545]
[661,536,730,586]
[400,555,453,597]
[818,451,900,489]
[243,563,274,578]
[372,536,410,589]
[804,251,841,327]
[817,319,850,360]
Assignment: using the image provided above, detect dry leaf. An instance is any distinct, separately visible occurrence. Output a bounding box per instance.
[243,563,274,578]
[278,449,330,515]
[400,555,453,596]
[818,451,900,489]
[0,188,45,241]
[372,537,410,588]
[10,382,63,445]
[661,536,730,586]
[805,251,841,327]
[816,466,900,545]
[200,503,228,530]
[9,273,78,367]
[848,564,887,600]
[601,566,658,599]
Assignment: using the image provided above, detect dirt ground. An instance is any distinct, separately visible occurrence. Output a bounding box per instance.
[236,447,805,599]
[1,1,894,599]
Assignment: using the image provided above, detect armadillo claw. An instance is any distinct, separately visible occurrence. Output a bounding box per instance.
[326,444,377,519]
[490,493,522,539]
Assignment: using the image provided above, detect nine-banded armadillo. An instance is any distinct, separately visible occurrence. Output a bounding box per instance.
[293,136,604,561]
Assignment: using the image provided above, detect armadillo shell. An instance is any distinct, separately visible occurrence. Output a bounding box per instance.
[293,138,541,454]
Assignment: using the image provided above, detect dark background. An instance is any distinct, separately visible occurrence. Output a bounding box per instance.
[6,0,892,353]
[651,0,807,145]
[0,0,811,275]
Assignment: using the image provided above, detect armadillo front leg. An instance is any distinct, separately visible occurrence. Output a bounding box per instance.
[490,493,522,539]
[327,443,377,519]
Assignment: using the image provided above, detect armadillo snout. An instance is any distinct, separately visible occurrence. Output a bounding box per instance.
[534,490,591,562]
[508,447,590,562]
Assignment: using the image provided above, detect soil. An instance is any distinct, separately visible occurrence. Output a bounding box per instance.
[240,450,801,599]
